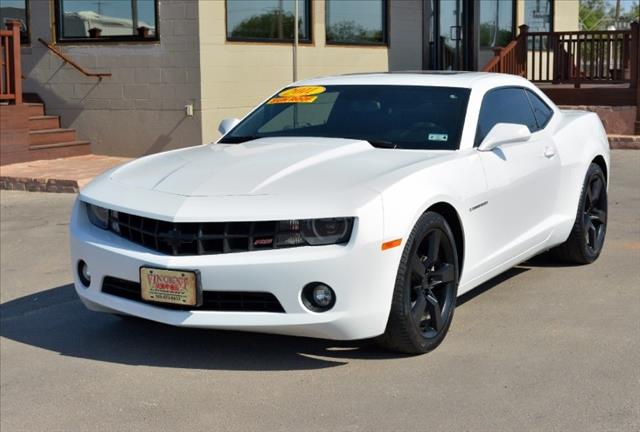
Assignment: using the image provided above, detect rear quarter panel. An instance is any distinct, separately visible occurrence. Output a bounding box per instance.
[549,110,610,245]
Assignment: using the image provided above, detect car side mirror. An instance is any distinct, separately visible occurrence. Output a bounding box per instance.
[478,123,532,152]
[218,118,240,135]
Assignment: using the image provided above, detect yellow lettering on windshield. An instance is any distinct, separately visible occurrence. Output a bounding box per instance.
[279,86,326,97]
[267,95,318,104]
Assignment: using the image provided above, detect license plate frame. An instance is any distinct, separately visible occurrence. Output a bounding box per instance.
[139,267,202,307]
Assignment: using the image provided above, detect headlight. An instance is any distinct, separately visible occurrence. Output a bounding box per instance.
[301,218,353,245]
[86,203,110,229]
[275,217,354,247]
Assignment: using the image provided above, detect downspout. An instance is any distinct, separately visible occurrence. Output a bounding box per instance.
[131,0,139,35]
[293,0,299,82]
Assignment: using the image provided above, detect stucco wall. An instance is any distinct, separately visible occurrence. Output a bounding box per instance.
[553,0,580,32]
[197,0,390,145]
[21,1,203,157]
[388,0,423,71]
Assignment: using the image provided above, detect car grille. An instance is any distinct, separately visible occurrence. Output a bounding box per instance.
[113,211,285,256]
[102,276,286,313]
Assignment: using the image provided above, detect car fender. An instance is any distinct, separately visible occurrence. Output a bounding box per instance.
[366,150,486,283]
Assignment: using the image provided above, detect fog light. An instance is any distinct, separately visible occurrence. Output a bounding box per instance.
[78,260,91,287]
[302,282,335,312]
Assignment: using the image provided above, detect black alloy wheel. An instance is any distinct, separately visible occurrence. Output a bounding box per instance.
[551,162,608,264]
[378,211,459,354]
[583,173,607,255]
[409,228,457,339]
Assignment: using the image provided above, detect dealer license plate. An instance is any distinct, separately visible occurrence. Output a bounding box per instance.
[140,267,199,306]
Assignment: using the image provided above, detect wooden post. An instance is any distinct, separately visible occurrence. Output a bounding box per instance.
[630,21,639,88]
[575,32,582,89]
[7,20,22,105]
[518,25,529,78]
[630,21,639,134]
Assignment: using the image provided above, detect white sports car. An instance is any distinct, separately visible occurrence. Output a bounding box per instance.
[70,72,610,353]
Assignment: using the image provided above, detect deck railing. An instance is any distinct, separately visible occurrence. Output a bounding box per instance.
[483,25,529,76]
[483,22,639,89]
[0,21,22,105]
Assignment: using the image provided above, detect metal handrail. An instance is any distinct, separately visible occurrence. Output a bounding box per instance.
[38,38,111,79]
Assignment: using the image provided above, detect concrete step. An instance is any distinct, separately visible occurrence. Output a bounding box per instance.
[29,115,60,131]
[29,140,91,151]
[29,128,76,146]
[608,135,640,149]
[28,141,92,160]
[25,102,45,117]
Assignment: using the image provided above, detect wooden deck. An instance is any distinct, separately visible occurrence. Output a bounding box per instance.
[484,22,639,133]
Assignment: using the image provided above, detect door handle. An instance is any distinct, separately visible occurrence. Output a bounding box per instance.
[544,146,556,158]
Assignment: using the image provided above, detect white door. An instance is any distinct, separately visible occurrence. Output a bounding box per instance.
[473,87,561,271]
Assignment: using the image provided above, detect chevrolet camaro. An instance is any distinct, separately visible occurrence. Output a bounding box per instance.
[70,72,610,353]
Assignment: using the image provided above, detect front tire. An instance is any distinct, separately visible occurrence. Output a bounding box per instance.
[551,162,608,264]
[377,212,459,354]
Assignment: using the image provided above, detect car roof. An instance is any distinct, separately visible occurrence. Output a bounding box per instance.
[294,71,530,89]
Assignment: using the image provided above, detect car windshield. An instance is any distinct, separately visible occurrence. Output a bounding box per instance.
[219,85,471,150]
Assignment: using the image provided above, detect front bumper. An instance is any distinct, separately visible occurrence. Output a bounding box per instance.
[69,198,401,340]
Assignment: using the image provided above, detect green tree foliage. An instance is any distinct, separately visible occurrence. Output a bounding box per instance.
[580,0,607,30]
[326,21,382,43]
[619,3,639,23]
[479,23,513,47]
[231,10,299,39]
[580,0,639,30]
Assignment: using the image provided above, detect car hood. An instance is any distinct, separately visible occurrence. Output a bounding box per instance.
[108,137,450,197]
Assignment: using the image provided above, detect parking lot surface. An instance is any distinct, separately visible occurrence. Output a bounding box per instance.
[1,150,638,432]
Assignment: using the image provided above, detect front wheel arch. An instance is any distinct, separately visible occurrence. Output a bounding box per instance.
[426,202,465,279]
[592,155,608,185]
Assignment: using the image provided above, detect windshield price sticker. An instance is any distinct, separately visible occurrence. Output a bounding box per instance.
[268,95,318,104]
[268,86,326,104]
[279,86,326,97]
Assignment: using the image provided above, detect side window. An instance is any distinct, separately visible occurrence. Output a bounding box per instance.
[525,89,554,129]
[475,88,538,146]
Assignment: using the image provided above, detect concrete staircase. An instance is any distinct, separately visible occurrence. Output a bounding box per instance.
[0,95,91,165]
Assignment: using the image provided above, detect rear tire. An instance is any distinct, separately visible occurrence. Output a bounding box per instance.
[377,212,459,354]
[551,162,607,264]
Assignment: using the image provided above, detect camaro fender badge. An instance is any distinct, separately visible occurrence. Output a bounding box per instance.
[469,201,489,212]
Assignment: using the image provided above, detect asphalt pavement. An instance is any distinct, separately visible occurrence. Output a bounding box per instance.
[1,150,638,432]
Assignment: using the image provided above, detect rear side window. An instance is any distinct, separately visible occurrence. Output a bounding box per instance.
[525,89,554,129]
[475,88,538,146]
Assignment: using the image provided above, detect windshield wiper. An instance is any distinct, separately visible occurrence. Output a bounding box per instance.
[218,135,262,144]
[365,139,397,149]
